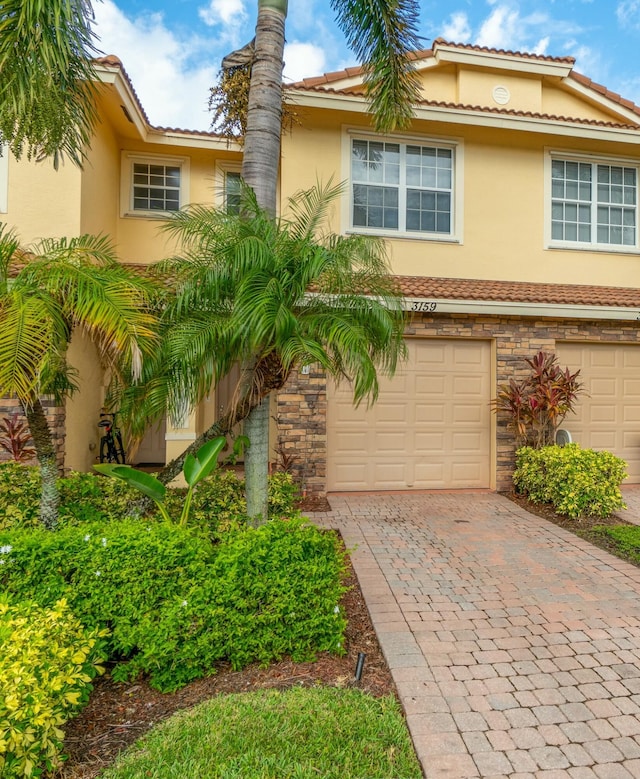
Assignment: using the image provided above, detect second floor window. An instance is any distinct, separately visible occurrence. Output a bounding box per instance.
[551,159,637,247]
[225,171,242,215]
[351,138,454,236]
[133,162,181,212]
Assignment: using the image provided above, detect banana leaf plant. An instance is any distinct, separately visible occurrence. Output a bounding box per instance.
[95,436,227,526]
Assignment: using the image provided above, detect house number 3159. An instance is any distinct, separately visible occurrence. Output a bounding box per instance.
[411,301,438,312]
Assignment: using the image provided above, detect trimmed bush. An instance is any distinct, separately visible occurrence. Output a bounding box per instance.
[0,463,299,532]
[0,518,347,692]
[513,444,627,518]
[0,598,106,778]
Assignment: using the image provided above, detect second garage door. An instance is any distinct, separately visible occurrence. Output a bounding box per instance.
[556,342,640,482]
[327,338,492,491]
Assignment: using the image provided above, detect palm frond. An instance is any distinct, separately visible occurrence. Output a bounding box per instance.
[331,0,422,132]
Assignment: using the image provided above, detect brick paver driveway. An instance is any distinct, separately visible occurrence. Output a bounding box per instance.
[315,491,640,778]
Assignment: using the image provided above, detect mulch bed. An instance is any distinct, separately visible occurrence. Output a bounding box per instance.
[53,526,395,779]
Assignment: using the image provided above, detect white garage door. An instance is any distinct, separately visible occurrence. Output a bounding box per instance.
[556,342,640,482]
[327,338,492,491]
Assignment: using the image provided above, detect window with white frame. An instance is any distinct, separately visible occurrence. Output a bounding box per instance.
[224,170,242,214]
[350,137,455,236]
[551,157,637,248]
[121,154,189,216]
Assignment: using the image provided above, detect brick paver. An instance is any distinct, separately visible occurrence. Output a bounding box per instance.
[312,491,640,778]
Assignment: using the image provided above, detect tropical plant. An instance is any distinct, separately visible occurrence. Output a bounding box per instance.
[95,436,227,526]
[0,227,157,528]
[208,0,421,519]
[113,181,406,522]
[0,412,35,463]
[0,0,100,166]
[491,351,584,449]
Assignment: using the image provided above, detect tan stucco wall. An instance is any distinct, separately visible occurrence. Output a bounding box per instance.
[65,331,105,472]
[5,153,82,242]
[282,107,640,289]
[81,119,120,237]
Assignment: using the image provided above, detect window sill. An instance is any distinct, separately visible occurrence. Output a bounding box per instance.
[547,242,640,256]
[122,210,178,220]
[347,228,461,244]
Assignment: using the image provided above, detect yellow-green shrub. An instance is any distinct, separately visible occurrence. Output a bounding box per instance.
[0,598,107,778]
[513,444,627,518]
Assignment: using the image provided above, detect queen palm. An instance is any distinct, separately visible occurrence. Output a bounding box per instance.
[115,181,406,520]
[0,228,157,528]
[222,0,422,516]
[0,0,99,165]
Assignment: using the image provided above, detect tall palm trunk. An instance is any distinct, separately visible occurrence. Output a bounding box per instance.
[23,398,60,530]
[241,0,287,521]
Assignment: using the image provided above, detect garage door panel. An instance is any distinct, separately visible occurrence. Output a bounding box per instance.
[415,376,447,394]
[415,404,446,423]
[328,339,491,490]
[452,431,484,450]
[557,342,640,483]
[414,432,446,450]
[453,405,485,424]
[374,432,409,451]
[413,461,446,483]
[590,378,617,395]
[588,406,617,424]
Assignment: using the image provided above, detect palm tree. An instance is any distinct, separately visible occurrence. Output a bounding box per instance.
[231,0,422,516]
[0,0,99,166]
[0,228,157,528]
[115,181,406,520]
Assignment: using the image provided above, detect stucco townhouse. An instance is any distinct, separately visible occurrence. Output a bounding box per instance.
[3,39,640,497]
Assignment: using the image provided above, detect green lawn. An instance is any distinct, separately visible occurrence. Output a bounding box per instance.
[99,686,422,779]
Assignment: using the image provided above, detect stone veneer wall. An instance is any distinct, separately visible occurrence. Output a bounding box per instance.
[0,398,66,469]
[276,312,640,496]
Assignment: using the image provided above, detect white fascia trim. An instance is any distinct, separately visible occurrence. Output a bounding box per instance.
[404,296,640,321]
[291,91,640,145]
[562,77,640,128]
[96,62,241,152]
[432,43,573,78]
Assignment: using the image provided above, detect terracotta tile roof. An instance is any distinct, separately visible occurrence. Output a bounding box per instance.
[397,276,640,308]
[287,39,640,127]
[288,39,575,90]
[290,84,640,130]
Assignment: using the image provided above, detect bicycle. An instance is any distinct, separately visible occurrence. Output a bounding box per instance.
[98,412,126,464]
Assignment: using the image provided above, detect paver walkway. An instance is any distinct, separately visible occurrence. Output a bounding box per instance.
[314,490,640,778]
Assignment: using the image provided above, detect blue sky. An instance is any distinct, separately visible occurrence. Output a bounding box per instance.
[93,0,640,130]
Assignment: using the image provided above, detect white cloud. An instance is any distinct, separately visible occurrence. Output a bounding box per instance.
[282,42,327,82]
[617,1,640,27]
[199,0,247,27]
[476,5,520,49]
[94,0,218,130]
[441,12,472,43]
[533,36,550,55]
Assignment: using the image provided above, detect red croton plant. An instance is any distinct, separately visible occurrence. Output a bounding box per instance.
[0,411,36,463]
[492,351,584,449]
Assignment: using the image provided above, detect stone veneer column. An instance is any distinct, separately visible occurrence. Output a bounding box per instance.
[276,365,327,497]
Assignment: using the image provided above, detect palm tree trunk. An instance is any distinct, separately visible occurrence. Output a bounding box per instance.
[240,0,287,522]
[23,398,60,530]
[242,0,287,213]
[244,397,270,522]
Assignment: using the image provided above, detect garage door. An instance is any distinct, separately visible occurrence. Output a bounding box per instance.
[327,339,491,491]
[556,343,640,482]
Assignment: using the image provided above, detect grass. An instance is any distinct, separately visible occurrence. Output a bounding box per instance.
[98,686,422,779]
[587,524,640,564]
